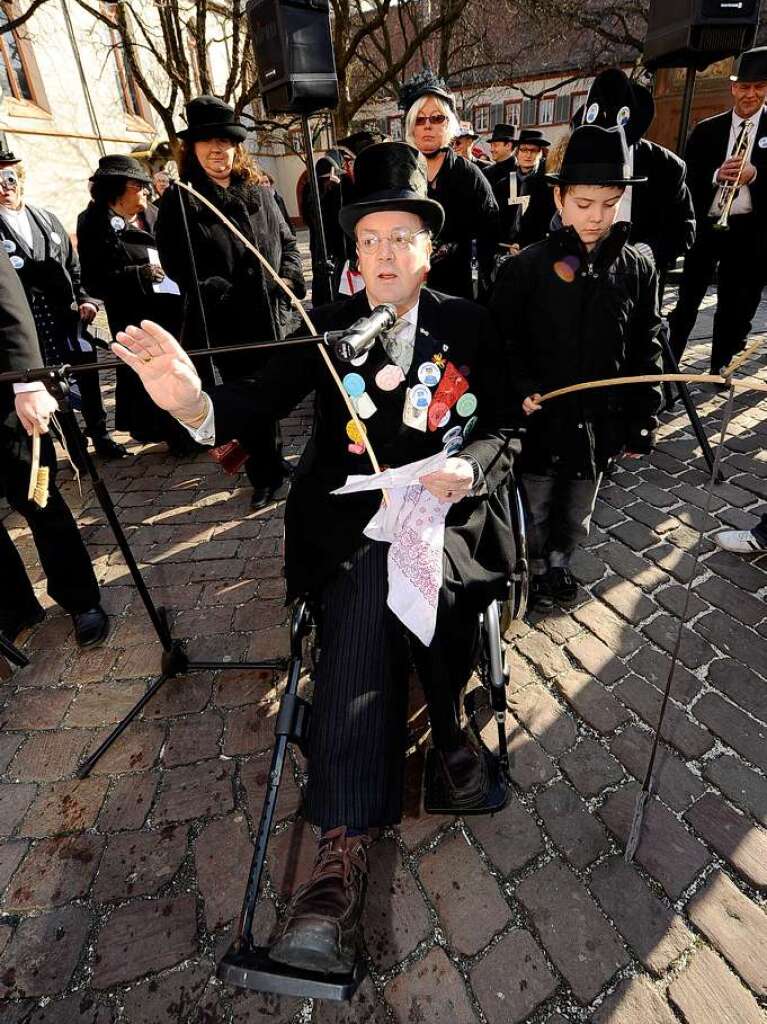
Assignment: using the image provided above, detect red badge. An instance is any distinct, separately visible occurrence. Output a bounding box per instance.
[430,362,469,426]
[427,399,449,432]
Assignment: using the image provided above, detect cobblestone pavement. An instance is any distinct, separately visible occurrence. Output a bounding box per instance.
[1,280,767,1024]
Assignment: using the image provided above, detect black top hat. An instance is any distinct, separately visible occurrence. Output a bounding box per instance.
[516,128,551,149]
[337,129,386,155]
[338,142,445,238]
[316,156,340,178]
[399,69,456,114]
[584,68,655,146]
[89,154,152,184]
[547,125,647,187]
[178,95,247,143]
[489,123,516,143]
[730,46,767,83]
[0,150,21,165]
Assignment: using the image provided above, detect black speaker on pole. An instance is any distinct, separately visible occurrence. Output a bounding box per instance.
[644,0,760,69]
[247,0,339,114]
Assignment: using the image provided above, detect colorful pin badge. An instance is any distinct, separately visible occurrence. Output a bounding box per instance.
[463,415,478,440]
[456,393,477,418]
[342,372,366,398]
[2,239,15,253]
[431,361,469,415]
[443,425,463,444]
[617,105,631,127]
[110,215,125,232]
[348,442,366,455]
[427,400,449,432]
[432,353,446,368]
[354,392,377,420]
[403,390,428,432]
[10,255,24,269]
[760,137,767,149]
[586,102,599,124]
[410,384,432,410]
[418,361,441,387]
[346,419,366,444]
[375,364,405,391]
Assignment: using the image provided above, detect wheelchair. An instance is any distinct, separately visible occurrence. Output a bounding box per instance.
[218,478,529,1002]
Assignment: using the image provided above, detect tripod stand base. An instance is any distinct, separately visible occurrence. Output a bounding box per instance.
[218,943,365,1001]
[423,746,509,816]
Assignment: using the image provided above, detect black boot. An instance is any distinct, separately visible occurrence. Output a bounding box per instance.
[71,606,109,648]
[92,435,128,459]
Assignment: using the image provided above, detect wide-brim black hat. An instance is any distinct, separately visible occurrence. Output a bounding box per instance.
[730,46,767,83]
[584,68,655,146]
[89,154,152,184]
[399,69,456,114]
[489,123,516,143]
[337,129,386,155]
[339,142,445,238]
[0,150,21,165]
[546,125,647,186]
[178,94,247,142]
[516,128,551,149]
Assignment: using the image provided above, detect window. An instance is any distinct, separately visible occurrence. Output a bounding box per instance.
[554,94,572,124]
[388,116,403,141]
[110,32,148,118]
[539,95,556,126]
[521,98,538,127]
[570,91,588,125]
[504,100,521,128]
[473,105,490,132]
[0,8,34,101]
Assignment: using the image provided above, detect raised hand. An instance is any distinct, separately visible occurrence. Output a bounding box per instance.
[112,320,204,424]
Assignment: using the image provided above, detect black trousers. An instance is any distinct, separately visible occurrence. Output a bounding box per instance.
[0,435,100,621]
[668,217,766,372]
[69,348,108,440]
[304,542,479,831]
[211,361,284,490]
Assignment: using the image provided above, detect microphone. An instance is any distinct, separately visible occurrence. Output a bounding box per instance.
[333,304,398,361]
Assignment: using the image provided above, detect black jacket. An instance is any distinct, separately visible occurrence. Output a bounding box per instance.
[684,107,767,225]
[156,174,306,375]
[630,139,695,269]
[209,287,516,604]
[427,149,500,299]
[491,222,663,478]
[484,158,554,249]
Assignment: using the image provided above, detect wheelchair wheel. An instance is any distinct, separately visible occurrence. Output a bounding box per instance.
[501,479,529,633]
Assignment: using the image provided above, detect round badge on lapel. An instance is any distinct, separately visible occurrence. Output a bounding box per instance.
[355,392,377,419]
[417,361,441,387]
[110,215,125,232]
[50,231,61,245]
[617,106,631,127]
[2,239,15,253]
[456,393,477,417]
[10,255,24,269]
[410,384,431,410]
[443,426,463,444]
[759,137,767,149]
[586,102,599,124]
[346,420,366,444]
[348,442,366,455]
[350,352,369,366]
[342,372,365,398]
[463,415,478,439]
[375,364,405,391]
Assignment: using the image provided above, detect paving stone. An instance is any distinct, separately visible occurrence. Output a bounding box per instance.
[608,519,659,551]
[653,584,708,621]
[419,832,510,956]
[696,576,765,626]
[555,671,630,733]
[471,928,558,1024]
[693,693,767,772]
[11,991,114,1023]
[592,576,655,624]
[535,610,581,645]
[599,483,636,509]
[685,792,767,889]
[642,615,714,671]
[627,644,702,704]
[599,542,668,592]
[688,870,767,996]
[385,946,479,1024]
[60,648,119,685]
[668,947,764,1024]
[631,482,679,509]
[593,976,678,1024]
[0,839,27,895]
[707,659,767,724]
[508,684,577,755]
[0,688,75,730]
[573,601,645,657]
[566,633,626,685]
[589,856,693,974]
[230,986,300,1024]
[162,712,222,767]
[92,896,198,989]
[97,771,158,832]
[12,648,74,690]
[560,738,624,797]
[63,682,147,727]
[468,794,544,874]
[84,723,165,777]
[4,833,105,910]
[569,546,606,585]
[140,675,213,720]
[0,733,24,773]
[0,783,36,835]
[9,730,91,782]
[614,675,713,759]
[515,631,571,679]
[222,701,279,755]
[363,837,431,971]
[240,749,302,825]
[93,825,187,902]
[152,759,234,824]
[312,975,388,1023]
[481,712,556,791]
[120,963,214,1024]
[610,725,705,812]
[695,610,767,680]
[630,501,677,532]
[536,781,609,868]
[517,859,628,1004]
[397,810,453,851]
[592,502,625,529]
[194,813,252,930]
[0,904,91,997]
[20,778,109,837]
[704,755,767,826]
[213,669,276,707]
[705,549,767,593]
[599,786,712,899]
[267,817,318,898]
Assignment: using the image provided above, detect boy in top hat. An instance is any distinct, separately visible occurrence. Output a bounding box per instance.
[668,47,767,373]
[113,142,515,974]
[492,124,662,610]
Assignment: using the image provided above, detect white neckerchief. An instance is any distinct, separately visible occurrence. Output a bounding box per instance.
[616,147,635,224]
[0,203,33,248]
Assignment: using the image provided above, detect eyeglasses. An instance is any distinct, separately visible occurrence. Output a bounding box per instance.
[414,114,448,127]
[0,171,18,189]
[517,145,543,155]
[125,180,150,192]
[357,228,429,254]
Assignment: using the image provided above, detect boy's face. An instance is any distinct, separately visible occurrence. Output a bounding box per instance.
[555,185,625,249]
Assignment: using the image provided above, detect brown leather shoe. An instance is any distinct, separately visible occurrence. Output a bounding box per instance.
[435,731,490,809]
[268,827,371,974]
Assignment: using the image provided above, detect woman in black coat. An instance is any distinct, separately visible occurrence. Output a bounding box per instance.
[155,95,306,508]
[76,155,189,451]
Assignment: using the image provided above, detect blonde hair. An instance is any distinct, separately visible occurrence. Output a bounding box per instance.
[405,95,461,148]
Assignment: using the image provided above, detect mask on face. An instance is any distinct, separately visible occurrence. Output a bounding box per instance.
[0,169,18,191]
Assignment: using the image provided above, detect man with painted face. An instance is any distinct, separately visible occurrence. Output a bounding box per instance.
[668,47,767,374]
[112,142,515,975]
[0,150,126,459]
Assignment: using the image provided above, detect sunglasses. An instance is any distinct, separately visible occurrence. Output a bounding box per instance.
[414,114,448,127]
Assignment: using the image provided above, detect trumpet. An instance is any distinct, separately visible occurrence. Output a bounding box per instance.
[713,119,753,231]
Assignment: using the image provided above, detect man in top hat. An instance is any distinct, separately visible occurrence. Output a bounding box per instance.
[0,149,126,459]
[668,47,767,373]
[491,124,662,610]
[507,128,556,250]
[581,68,695,280]
[483,122,517,184]
[113,141,515,974]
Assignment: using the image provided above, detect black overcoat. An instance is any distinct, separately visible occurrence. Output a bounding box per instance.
[155,173,306,373]
[491,222,663,478]
[209,287,516,605]
[630,139,695,269]
[426,149,500,299]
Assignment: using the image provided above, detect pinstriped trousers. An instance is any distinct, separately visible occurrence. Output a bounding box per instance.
[304,541,478,831]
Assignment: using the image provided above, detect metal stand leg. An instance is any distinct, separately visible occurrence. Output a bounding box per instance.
[0,632,29,668]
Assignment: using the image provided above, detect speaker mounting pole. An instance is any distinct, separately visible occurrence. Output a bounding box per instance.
[676,66,697,156]
[302,113,335,303]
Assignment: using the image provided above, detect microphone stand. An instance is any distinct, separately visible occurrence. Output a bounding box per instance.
[0,631,29,669]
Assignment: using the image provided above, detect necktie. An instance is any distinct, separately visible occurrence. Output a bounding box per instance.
[382,319,414,374]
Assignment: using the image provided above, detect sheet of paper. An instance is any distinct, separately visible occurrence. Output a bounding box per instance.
[332,450,448,495]
[147,247,181,296]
